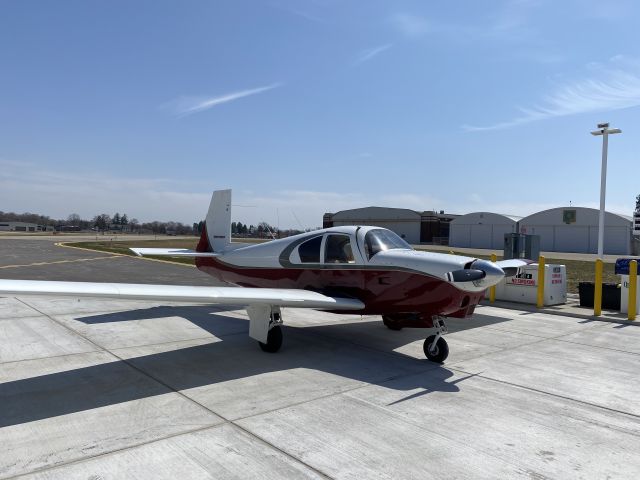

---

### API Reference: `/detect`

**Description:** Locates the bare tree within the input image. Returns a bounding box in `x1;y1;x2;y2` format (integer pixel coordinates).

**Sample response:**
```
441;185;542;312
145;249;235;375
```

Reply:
67;213;81;226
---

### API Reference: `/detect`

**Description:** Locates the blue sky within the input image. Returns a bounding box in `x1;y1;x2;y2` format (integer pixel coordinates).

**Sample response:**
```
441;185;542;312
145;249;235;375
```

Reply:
1;0;639;228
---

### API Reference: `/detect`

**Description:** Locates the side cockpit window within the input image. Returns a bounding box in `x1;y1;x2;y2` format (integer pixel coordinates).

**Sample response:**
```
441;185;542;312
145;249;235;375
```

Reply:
298;236;322;263
325;234;355;263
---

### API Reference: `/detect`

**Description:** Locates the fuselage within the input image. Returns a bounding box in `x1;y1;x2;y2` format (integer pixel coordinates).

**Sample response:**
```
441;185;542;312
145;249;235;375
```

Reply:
195;226;501;320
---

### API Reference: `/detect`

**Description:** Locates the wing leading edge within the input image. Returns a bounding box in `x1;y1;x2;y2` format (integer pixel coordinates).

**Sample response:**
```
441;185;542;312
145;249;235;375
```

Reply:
0;279;364;310
130;248;219;257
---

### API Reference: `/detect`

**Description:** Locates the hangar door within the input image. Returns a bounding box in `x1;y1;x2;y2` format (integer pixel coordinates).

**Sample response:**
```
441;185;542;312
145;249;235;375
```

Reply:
606;227;630;254
522;226;554;251
470;225;493;249
555;226;589;253
449;225;471;248
590;226;630;254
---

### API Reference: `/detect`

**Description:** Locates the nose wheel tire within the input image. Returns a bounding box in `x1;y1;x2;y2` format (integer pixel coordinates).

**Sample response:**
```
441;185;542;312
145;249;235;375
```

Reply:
423;335;449;363
259;325;283;353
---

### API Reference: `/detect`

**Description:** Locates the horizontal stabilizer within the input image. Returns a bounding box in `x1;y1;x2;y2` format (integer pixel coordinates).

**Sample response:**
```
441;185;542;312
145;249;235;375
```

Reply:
130;248;219;258
0;279;364;310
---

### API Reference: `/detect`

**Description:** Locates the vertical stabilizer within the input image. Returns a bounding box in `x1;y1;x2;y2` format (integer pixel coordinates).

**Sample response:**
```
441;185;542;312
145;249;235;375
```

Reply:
206;189;232;252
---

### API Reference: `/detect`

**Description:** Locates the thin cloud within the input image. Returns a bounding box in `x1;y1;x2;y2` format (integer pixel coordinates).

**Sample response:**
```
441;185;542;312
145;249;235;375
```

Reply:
268;1;326;24
464;61;640;131
164;83;282;117
354;44;393;65
390;13;429;37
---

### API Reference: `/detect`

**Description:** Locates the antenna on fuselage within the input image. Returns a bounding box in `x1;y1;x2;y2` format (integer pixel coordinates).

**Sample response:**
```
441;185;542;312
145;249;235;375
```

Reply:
265;224;277;240
291;209;306;231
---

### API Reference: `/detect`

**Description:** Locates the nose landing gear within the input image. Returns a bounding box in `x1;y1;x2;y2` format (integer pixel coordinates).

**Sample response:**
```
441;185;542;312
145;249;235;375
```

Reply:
381;313;450;363
423;317;449;363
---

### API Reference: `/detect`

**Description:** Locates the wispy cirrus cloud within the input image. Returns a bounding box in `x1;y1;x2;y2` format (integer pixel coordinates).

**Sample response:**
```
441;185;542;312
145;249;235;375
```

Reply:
390;13;429;37
464;57;640;131
353;43;392;65
163;83;282;117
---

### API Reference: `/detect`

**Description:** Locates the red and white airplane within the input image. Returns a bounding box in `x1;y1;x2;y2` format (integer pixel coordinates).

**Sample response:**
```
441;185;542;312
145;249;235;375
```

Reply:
0;190;526;363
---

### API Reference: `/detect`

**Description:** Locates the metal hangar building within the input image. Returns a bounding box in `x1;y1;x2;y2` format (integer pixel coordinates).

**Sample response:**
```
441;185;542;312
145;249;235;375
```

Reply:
449;212;521;250
519;207;632;255
0;222;48;232
323;205;633;254
323;207;458;245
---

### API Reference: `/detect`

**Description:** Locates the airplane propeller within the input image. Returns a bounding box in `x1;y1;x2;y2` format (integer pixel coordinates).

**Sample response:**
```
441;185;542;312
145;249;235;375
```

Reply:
446;269;486;283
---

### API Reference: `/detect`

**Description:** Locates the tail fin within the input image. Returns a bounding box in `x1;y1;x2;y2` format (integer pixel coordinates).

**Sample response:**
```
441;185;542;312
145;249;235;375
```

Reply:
197;189;232;253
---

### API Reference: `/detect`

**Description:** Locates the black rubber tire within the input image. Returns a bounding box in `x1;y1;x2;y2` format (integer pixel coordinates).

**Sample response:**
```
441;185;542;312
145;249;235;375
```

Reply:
259;325;283;353
382;315;403;331
423;335;449;363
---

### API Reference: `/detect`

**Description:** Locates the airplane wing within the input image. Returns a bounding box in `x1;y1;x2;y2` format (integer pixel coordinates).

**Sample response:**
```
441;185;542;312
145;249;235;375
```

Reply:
130;248;219;257
0;279;364;310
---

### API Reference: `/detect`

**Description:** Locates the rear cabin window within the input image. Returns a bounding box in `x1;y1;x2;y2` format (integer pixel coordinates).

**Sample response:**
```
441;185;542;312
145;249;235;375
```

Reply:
325;235;355;263
298;236;322;263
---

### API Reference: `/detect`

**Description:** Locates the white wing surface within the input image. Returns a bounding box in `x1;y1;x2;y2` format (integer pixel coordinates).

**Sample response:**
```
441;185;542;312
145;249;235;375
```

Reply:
495;259;531;276
495;259;531;269
130;248;219;257
0;279;364;310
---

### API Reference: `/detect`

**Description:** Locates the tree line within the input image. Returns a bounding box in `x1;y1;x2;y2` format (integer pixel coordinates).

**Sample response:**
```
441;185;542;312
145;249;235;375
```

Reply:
231;221;307;238
0;210;195;234
1;210;311;237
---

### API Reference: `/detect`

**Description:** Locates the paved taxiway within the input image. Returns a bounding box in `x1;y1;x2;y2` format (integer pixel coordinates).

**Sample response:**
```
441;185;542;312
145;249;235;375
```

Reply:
1;239;640;478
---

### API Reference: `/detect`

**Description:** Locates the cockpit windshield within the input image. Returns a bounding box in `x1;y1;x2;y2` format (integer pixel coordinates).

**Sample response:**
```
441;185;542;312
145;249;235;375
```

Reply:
364;229;412;259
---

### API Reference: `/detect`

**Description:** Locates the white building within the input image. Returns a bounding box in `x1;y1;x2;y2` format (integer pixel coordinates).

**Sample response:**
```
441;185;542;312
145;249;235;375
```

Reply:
449;212;520;249
519;207;632;255
327;207;421;243
323;207;458;244
0;222;47;232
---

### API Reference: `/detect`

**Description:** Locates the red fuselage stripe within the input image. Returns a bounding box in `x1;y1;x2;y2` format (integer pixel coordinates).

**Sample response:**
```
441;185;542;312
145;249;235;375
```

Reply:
195;257;484;318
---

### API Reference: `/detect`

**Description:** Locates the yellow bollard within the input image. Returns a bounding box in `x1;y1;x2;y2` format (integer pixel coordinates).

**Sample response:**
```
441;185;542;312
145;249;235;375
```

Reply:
594;259;603;316
536;255;545;308
629;260;637;321
489;253;497;303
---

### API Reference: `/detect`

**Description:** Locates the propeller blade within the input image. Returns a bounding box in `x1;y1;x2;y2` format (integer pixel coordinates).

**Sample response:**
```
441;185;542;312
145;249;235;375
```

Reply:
446;269;486;283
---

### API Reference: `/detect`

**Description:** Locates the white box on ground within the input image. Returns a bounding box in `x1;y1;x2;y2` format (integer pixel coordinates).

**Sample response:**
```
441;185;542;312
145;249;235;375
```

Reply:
619;275;640;313
487;264;567;306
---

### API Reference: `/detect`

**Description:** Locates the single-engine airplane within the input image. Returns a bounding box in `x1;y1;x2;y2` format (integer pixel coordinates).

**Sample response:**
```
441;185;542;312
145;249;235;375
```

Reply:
0;190;527;363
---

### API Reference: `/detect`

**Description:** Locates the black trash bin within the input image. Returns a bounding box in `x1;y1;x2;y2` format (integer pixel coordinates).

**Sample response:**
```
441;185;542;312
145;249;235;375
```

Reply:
578;282;620;310
602;283;621;310
578;282;594;307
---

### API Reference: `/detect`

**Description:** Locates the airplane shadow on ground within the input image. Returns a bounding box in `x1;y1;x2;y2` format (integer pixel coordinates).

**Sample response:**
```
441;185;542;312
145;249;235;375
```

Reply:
0;306;508;428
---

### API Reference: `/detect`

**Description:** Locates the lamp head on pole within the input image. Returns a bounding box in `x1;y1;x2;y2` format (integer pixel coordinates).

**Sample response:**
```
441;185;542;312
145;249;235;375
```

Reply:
591;122;622;136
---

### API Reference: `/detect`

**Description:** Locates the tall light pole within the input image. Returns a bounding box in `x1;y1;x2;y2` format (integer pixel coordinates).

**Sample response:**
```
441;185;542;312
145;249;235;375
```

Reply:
591;122;621;257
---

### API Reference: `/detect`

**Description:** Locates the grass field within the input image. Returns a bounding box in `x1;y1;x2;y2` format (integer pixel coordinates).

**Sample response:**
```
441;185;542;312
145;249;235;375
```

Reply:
67;239;619;293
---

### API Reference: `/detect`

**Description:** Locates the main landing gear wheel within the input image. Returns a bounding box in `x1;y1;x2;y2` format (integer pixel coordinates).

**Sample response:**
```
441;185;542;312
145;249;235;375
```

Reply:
259;325;283;353
423;335;449;363
382;315;403;331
